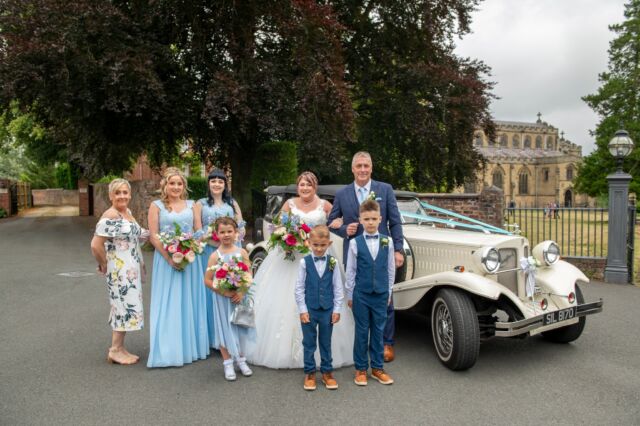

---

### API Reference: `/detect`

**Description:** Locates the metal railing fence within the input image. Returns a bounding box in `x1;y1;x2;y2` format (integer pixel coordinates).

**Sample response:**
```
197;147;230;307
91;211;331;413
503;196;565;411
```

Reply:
503;207;608;258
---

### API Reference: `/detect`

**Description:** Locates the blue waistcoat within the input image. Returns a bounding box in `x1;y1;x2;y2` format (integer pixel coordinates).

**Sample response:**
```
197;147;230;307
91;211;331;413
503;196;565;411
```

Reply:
304;255;335;310
355;234;389;295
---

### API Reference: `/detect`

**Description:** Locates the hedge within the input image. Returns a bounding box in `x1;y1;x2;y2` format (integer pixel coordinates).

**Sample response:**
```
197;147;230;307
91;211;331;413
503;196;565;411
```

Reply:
188;176;208;201
250;141;298;191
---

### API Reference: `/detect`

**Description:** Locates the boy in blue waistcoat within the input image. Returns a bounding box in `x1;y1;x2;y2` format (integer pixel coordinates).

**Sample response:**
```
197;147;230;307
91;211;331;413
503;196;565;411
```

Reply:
295;225;344;391
346;200;395;386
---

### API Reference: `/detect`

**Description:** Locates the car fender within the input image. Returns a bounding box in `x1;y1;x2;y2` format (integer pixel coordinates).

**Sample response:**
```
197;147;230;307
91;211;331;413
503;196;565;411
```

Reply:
534;260;589;294
248;241;269;260
393;271;522;311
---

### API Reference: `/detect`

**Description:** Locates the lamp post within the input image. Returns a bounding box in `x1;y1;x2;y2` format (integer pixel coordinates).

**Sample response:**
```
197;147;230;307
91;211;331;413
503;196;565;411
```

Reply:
604;128;634;284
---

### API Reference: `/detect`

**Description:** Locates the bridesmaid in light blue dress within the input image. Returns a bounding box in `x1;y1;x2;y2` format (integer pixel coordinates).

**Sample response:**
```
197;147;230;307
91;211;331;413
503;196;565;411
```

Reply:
194;169;245;348
147;167;209;367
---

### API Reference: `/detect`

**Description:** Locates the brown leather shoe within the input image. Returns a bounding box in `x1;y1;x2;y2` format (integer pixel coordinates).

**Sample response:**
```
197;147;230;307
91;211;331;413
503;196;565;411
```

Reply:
322;372;338;390
384;344;395;362
354;370;368;386
303;373;316;391
371;368;394;385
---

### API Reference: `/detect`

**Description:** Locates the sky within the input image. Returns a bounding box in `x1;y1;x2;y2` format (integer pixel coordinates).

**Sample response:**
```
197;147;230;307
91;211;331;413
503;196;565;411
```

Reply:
455;0;628;154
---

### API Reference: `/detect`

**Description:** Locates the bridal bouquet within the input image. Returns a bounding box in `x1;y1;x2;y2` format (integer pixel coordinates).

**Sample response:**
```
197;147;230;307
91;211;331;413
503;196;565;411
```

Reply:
267;212;311;261
208;254;253;293
158;222;206;271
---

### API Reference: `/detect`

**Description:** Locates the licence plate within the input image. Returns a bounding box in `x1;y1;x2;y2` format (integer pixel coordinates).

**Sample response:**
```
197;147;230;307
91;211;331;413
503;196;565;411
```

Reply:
543;306;577;326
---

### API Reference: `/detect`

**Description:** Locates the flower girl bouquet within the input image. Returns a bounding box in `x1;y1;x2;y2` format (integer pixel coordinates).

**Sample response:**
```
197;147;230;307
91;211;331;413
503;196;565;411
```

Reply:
208;254;253;293
158;223;206;271
204;219;247;246
267;212;311;261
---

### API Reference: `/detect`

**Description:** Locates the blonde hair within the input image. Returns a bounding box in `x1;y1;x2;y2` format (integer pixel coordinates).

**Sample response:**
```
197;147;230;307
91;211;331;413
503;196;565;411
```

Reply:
309;224;330;240
108;178;131;196
351;151;372;167
296;171;318;189
160;167;189;210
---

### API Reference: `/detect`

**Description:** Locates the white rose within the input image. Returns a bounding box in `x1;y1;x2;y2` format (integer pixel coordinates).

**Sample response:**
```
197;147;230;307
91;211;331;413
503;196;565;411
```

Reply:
185;250;196;263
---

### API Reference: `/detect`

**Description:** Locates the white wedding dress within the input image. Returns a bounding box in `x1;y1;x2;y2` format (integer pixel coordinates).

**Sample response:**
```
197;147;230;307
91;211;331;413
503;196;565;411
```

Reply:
245;199;355;369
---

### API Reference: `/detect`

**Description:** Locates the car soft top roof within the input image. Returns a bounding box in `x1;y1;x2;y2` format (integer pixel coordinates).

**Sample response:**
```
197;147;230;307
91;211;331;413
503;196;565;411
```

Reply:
265;184;418;199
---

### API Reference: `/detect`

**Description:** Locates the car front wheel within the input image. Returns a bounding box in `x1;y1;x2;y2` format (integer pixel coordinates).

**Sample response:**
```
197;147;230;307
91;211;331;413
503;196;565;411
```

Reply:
541;284;586;343
250;250;267;276
431;289;480;371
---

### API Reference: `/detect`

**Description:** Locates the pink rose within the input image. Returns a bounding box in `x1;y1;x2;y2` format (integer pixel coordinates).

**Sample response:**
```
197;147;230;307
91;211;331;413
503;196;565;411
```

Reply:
301;223;311;233
285;234;297;246
237;262;249;272
215;268;228;279
172;252;184;264
167;244;177;254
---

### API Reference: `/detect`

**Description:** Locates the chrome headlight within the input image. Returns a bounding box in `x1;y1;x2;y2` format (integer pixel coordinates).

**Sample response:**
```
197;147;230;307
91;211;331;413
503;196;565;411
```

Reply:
474;246;501;274
533;240;560;266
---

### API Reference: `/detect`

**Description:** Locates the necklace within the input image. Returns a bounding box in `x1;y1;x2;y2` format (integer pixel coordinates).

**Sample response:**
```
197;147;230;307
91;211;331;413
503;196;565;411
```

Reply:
299;196;316;207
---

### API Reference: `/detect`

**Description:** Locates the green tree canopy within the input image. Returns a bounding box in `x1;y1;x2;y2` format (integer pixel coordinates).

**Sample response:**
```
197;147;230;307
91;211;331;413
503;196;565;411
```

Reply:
576;0;640;197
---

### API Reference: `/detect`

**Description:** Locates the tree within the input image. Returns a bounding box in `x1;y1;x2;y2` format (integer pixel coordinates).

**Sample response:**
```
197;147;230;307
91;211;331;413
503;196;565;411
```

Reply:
329;0;495;191
576;0;640;197
0;0;354;210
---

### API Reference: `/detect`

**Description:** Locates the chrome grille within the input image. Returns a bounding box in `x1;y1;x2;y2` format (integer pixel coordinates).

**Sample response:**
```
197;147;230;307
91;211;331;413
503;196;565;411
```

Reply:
497;248;518;294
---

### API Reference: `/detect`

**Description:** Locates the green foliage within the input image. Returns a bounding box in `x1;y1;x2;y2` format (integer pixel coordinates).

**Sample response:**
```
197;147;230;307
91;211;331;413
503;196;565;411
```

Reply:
20;162;57;189
250;141;298;191
0;207;6;218
96;174;123;184
187;177;208;201
54;163;79;189
576;0;640;196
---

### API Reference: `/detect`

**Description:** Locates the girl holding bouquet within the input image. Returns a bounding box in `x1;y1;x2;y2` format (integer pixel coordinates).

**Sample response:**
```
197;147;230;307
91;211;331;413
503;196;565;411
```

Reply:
204;216;256;380
195;169;245;347
147;167;209;367
245;172;355;369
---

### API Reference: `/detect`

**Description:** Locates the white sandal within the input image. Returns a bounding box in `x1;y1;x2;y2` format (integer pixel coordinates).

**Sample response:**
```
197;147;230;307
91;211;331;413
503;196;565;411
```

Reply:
223;359;236;381
235;356;253;377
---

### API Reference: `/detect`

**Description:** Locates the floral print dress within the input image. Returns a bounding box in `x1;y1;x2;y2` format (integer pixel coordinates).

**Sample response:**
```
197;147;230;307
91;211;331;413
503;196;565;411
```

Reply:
95;216;145;331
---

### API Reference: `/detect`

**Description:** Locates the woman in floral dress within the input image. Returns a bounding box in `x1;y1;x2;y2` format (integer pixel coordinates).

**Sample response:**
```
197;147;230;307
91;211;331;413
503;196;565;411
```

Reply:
91;178;148;365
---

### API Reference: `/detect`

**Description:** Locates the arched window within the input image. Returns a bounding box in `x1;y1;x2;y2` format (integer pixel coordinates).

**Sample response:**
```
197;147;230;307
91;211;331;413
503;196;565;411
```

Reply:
474;133;483;146
535;135;542;149
499;134;508;147
546;136;554;150
524;136;531;148
566;166;574;181
512;135;520;148
519;171;529;194
492;170;503;190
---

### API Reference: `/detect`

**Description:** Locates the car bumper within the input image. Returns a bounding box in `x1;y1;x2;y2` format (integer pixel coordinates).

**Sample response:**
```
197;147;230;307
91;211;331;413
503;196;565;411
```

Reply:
494;299;603;337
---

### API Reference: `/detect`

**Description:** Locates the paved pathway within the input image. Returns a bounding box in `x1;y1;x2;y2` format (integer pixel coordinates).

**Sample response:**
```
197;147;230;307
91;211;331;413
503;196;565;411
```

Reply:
1;216;639;425
17;205;79;217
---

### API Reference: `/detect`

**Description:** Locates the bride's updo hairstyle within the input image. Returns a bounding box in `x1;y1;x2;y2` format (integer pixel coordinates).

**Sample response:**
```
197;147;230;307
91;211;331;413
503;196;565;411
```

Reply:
296;171;318;190
160;167;189;210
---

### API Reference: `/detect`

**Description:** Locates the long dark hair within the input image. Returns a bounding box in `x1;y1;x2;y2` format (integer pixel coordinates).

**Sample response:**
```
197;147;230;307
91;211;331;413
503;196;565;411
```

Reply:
207;169;234;208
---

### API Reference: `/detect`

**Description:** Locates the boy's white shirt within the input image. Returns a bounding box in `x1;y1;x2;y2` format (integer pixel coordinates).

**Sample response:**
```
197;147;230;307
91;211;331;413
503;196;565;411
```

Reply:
345;232;395;301
294;254;344;314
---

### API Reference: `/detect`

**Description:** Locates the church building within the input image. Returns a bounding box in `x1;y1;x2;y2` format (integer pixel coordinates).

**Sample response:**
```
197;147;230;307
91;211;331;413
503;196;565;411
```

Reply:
468;114;589;208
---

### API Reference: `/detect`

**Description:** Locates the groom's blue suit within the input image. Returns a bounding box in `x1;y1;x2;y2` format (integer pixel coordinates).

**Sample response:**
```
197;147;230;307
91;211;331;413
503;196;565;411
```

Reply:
327;180;404;346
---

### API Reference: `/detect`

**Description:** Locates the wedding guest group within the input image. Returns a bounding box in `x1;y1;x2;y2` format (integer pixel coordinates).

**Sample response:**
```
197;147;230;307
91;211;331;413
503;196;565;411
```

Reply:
91;155;403;386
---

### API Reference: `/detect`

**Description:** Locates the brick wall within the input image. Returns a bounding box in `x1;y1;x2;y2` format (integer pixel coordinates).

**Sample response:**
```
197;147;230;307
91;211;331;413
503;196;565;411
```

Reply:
418;186;504;228
78;178;90;216
32;189;79;206
93;180;160;228
0;179;12;216
563;256;606;281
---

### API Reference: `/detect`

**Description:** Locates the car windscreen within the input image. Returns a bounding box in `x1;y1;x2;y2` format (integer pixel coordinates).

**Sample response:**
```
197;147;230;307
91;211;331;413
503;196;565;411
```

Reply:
397;198;427;224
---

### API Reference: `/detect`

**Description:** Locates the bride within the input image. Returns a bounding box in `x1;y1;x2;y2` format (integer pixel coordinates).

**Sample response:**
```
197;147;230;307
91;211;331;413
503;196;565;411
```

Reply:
246;171;355;369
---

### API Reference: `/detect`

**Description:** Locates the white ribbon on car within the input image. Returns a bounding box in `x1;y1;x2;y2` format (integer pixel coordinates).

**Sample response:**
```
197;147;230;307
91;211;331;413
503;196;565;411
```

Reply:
519;257;537;299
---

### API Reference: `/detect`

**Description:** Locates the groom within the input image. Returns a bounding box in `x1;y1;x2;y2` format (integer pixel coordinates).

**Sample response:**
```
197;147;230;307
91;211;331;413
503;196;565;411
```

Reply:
328;151;404;362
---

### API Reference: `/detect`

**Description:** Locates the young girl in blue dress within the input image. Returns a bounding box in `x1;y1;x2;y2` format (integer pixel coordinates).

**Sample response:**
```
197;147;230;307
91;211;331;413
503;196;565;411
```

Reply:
204;217;256;380
194;169;245;348
147;167;209;367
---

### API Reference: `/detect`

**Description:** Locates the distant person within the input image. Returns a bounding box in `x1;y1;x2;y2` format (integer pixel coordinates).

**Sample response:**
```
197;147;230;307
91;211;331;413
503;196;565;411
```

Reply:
91;178;149;365
508;199;516;217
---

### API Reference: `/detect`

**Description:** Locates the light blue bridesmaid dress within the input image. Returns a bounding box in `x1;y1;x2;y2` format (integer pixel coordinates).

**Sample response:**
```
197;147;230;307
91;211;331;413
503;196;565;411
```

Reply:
199;199;236;347
147;200;209;367
211;248;256;358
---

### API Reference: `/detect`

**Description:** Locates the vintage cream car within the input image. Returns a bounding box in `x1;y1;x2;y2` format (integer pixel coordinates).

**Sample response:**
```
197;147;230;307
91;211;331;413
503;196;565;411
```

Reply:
248;185;603;371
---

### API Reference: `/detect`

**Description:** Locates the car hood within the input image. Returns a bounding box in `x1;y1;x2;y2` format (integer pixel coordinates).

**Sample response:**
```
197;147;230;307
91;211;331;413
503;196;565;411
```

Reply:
403;225;525;248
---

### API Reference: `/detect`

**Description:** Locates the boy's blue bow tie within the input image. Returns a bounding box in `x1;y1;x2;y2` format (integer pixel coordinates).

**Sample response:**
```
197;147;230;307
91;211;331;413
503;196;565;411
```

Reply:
314;256;326;262
365;235;378;239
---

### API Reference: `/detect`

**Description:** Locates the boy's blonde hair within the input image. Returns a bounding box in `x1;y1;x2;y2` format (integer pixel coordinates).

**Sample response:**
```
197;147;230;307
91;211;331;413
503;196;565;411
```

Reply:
309;224;330;239
359;199;380;214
